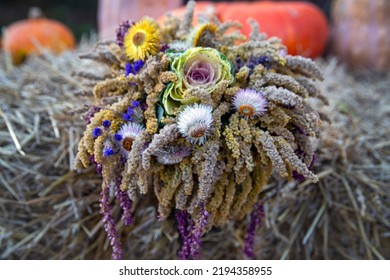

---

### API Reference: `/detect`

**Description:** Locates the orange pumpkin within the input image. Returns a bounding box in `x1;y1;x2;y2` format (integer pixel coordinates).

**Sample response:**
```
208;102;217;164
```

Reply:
3;7;76;64
218;1;328;58
331;0;390;71
158;1;329;58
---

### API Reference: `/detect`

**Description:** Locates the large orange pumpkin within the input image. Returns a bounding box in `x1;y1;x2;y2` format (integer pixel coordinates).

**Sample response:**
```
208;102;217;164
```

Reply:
331;0;390;71
158;1;329;58
3;7;76;64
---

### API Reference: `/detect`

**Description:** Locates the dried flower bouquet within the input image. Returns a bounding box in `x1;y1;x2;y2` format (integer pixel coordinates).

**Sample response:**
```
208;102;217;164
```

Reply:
74;1;326;259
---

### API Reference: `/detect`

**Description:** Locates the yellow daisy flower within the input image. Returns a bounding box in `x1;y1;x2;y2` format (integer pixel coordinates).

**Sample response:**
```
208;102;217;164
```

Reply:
124;18;160;61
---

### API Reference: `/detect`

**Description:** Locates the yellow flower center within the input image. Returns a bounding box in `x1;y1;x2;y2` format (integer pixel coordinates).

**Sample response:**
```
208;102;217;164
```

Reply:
239;105;255;117
132;31;146;47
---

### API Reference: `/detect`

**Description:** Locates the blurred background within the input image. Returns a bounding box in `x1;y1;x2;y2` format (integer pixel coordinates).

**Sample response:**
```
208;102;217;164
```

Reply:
0;0;97;40
0;0;331;41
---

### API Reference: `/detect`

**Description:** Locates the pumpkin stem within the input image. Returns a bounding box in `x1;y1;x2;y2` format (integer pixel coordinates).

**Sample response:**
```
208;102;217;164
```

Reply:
28;7;44;19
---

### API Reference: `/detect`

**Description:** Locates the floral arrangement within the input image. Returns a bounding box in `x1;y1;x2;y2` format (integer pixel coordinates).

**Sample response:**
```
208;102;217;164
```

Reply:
74;1;326;259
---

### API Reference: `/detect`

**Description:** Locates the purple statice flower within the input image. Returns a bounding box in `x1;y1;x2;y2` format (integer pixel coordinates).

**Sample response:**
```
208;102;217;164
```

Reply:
189;206;209;259
114;177;133;226
160;43;169;52
254;55;272;70
243;202;265;259
176;210;194;260
100;186;122;260
88;155;102;174
102;119;111;128
247;55;272;70
236;55;273;73
292;171;305;181
85;106;101;124
92;127;102;138
115;20;132;47
176;205;209;260
235;57;244;71
140;102;148;111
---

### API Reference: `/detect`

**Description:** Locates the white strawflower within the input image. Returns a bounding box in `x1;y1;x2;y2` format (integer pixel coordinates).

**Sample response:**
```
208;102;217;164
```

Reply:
115;122;145;158
177;103;213;145
233;88;268;118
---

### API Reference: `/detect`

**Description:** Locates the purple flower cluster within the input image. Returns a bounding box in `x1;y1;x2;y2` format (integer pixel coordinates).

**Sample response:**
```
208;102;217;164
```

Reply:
122;100;142;122
116;20;132;47
236;55;272;73
92;127;102;138
114;178;133;226
176;210;194;260
243;202;265;259
125;60;144;76
88;155;102;174
160;43;169;52
189;207;209;258
100;186;122;260
176;206;209;260
85;106;101;124
102;119;111;128
103;147;114;157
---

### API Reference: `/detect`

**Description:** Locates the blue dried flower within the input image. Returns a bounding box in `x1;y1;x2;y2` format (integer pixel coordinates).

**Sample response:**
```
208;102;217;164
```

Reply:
125;63;133;77
133;60;144;72
125;60;144;76
92;127;102;138
114;134;123;141
122;113;133;121
127;107;134;116
102;120;111;128
131;100;140;108
103;147;114;157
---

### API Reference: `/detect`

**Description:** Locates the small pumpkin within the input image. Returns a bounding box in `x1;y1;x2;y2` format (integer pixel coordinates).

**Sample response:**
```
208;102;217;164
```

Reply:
331;0;390;71
3;7;76;64
159;1;329;59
